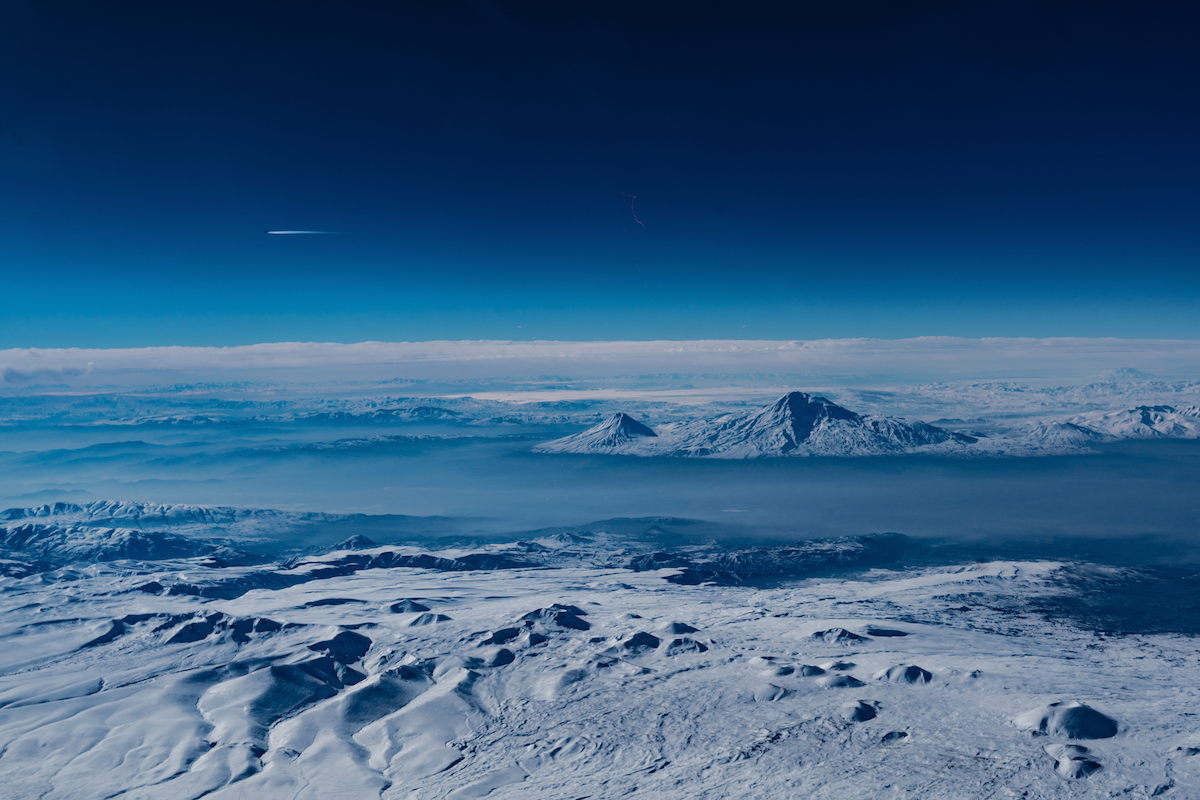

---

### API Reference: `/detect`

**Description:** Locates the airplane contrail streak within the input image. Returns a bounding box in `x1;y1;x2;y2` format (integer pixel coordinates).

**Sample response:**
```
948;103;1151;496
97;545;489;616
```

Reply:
264;230;340;235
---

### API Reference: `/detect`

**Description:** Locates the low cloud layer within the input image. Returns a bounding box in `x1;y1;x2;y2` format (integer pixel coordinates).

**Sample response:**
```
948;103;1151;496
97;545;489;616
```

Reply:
3;338;1200;389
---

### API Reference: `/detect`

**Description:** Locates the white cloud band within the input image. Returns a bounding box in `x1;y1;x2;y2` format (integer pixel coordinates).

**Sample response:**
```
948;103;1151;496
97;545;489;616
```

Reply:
3;338;1199;389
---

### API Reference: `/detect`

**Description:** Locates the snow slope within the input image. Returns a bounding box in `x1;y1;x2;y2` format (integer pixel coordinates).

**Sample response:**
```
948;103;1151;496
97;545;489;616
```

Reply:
1065;405;1200;440
1;541;1197;799
535;412;657;453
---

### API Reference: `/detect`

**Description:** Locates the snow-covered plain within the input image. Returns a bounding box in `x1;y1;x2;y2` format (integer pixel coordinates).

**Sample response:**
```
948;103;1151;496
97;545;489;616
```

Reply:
2;515;1199;799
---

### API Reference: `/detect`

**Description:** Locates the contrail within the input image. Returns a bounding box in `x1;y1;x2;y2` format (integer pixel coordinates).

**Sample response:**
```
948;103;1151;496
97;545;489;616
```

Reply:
264;230;340;235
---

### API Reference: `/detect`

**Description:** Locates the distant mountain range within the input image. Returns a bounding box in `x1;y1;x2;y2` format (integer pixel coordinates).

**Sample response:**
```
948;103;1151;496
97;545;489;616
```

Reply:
1063;405;1200;440
0;522;255;574
536;392;978;458
536;393;1200;458
0;497;920;592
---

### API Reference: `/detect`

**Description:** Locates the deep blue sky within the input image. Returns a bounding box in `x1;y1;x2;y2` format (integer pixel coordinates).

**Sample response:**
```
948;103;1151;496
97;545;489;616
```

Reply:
2;1;1198;346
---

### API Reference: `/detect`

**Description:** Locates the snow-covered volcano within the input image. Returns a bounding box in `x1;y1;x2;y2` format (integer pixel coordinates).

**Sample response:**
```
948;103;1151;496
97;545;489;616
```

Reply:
535;412;657;453
688;392;977;457
536;392;977;458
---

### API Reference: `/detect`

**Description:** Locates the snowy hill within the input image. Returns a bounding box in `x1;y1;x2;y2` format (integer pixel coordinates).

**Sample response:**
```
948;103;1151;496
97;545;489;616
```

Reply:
0;522;253;571
1006;421;1109;453
1064;405;1200;440
0;501;485;553
537;392;978;458
1;500;335;532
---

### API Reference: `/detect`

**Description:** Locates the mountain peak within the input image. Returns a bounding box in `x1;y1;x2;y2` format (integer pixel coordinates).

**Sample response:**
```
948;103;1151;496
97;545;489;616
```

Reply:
766;391;856;415
748;392;860;450
534;412;657;453
600;412;657;438
1098;367;1155;382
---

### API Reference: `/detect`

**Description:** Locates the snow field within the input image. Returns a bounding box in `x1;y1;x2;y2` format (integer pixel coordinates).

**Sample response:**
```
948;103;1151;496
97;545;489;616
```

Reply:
1;560;1198;798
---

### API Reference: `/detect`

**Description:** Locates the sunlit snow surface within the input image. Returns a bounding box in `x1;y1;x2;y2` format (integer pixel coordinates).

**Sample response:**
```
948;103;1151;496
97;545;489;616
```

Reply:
2;540;1198;799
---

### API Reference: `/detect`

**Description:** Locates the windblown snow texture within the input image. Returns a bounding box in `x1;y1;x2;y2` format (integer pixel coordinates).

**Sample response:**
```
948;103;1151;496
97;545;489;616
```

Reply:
0;505;1196;799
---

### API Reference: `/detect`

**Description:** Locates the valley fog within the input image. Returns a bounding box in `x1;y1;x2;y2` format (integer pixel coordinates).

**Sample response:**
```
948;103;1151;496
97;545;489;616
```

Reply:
4;424;1199;564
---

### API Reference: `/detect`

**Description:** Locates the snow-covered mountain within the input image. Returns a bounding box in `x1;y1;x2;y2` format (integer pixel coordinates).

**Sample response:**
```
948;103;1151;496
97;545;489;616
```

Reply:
535;412;657;453
0;522;254;573
1;500;329;532
1004;421;1109;453
537;392;978;458
0;500;484;552
0;500;919;586
534;394;1200;459
1064;405;1200;440
1097;367;1157;383
982;405;1200;455
678;392;979;457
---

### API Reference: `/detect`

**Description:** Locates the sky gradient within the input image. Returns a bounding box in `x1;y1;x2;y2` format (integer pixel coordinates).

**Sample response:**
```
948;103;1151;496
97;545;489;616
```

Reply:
2;1;1198;346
